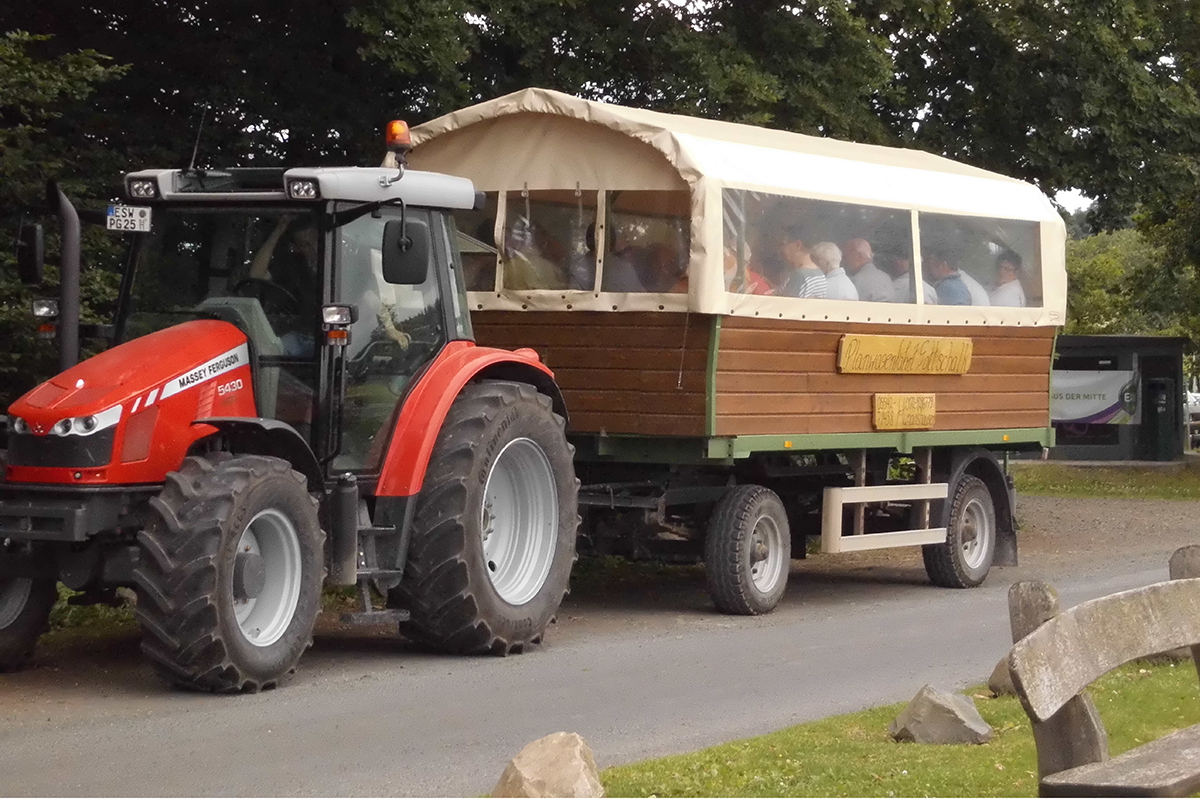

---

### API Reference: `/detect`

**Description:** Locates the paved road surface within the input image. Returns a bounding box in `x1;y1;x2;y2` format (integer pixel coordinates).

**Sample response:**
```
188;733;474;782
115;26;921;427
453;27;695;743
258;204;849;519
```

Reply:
1;495;1196;796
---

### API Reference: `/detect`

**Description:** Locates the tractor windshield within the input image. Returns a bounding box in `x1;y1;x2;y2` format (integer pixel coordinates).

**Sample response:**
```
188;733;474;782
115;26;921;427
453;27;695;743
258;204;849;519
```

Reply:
120;206;323;437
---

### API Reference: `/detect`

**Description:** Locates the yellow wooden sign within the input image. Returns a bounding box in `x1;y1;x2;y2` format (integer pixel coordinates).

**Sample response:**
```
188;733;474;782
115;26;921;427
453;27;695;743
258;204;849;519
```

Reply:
838;334;973;375
874;394;937;430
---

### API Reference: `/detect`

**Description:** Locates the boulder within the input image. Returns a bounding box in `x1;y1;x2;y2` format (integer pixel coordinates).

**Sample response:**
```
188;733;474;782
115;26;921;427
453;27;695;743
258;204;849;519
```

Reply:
988;656;1015;697
888;685;993;745
492;732;605;798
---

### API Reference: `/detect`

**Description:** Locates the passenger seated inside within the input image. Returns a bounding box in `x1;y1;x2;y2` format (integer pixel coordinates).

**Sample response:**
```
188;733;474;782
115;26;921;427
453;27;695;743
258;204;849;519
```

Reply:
723;237;754;293
243;215;318;356
882;251;937;304
956;263;991;306
600;221;647;292
923;245;973;306
841;238;892;302
989;250;1027;307
811;241;857;301
778;225;827;299
503;217;568;290
641;241;687;293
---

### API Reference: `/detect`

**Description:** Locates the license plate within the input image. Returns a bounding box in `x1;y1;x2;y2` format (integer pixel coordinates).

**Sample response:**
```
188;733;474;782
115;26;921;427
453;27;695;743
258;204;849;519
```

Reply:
106;205;152;232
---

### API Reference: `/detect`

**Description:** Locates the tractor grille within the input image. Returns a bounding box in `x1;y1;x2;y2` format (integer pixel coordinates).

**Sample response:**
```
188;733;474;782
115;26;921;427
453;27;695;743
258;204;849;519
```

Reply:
6;430;115;468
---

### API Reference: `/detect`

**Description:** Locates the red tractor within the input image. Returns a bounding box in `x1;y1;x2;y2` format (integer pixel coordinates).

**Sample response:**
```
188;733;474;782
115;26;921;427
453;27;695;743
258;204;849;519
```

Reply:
0;124;578;691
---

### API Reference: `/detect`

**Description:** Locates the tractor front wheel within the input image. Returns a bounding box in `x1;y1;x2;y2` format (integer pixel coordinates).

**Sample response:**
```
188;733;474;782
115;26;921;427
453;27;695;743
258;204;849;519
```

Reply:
0;575;55;671
391;380;578;655
134;454;324;692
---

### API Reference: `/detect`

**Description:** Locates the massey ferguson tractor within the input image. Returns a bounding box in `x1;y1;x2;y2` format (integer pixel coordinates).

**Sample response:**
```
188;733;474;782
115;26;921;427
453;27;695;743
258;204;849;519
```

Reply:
0;122;578;692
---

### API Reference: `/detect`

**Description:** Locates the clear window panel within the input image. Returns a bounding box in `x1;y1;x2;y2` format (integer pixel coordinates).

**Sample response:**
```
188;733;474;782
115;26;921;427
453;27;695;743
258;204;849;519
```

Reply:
502;190;597;291
453;192;499;292
722;189;916;303
603;191;690;293
918;213;1042;307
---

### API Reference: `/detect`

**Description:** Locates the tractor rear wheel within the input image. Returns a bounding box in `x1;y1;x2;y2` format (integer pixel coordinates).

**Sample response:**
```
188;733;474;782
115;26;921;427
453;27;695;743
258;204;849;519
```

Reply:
0;575;55;671
391;380;578;655
134;454;324;692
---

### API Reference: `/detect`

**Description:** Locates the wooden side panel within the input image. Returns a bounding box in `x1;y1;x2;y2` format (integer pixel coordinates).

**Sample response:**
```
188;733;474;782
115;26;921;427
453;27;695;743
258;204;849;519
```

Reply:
472;311;709;436
715;318;1054;437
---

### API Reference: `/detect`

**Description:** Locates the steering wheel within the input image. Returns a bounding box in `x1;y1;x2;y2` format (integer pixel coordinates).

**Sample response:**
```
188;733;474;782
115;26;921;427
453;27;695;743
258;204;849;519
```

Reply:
232;277;300;312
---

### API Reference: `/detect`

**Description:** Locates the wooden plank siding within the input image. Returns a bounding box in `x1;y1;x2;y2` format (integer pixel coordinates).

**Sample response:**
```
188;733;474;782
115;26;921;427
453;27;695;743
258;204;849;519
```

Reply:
471;311;1055;440
472;312;710;436
715;318;1054;437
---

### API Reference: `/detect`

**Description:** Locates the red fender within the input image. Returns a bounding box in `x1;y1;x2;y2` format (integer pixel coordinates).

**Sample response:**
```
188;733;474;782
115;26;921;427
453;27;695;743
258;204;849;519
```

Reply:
375;340;558;497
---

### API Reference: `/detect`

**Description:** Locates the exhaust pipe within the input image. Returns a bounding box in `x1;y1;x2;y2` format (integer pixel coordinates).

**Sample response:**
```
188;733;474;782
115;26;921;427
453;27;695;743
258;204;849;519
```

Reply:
50;181;81;372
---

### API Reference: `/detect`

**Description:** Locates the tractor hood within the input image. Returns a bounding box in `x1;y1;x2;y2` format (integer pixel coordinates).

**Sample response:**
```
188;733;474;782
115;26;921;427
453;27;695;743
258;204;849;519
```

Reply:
6;320;258;485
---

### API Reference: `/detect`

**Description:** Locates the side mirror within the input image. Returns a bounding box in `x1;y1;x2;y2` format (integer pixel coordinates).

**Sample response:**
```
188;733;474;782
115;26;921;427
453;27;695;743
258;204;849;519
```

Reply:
382;218;430;285
16;224;45;284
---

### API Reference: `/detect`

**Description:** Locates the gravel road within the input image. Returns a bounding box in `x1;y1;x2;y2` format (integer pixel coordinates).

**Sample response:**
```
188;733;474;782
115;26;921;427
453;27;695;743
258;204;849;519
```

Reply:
0;494;1196;796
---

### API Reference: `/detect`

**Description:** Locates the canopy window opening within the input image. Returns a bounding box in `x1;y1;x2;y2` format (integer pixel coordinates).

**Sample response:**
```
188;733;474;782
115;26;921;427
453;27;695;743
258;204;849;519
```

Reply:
454;192;500;292
723;190;917;305
603;191;690;294
918;213;1042;308
502;189;598;291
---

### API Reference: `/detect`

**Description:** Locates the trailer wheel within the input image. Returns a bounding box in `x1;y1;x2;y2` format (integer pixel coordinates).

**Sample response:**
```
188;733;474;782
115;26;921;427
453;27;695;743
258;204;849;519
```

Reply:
0;577;55;671
923;474;996;588
134;455;324;692
705;485;791;615
391;381;577;656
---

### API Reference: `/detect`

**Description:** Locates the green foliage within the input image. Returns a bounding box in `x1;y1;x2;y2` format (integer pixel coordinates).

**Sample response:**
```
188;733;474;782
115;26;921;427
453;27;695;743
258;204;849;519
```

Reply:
602;660;1200;797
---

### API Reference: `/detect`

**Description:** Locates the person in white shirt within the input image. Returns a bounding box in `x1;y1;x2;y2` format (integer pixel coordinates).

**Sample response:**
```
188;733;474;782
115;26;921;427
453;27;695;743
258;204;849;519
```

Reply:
842;238;892;302
989;250;1027;307
883;253;937;304
810;241;858;300
957;267;991;306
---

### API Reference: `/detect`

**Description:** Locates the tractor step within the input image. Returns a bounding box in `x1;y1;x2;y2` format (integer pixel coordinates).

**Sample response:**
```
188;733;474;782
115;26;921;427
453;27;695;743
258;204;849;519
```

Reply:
339;608;410;625
357;569;404;580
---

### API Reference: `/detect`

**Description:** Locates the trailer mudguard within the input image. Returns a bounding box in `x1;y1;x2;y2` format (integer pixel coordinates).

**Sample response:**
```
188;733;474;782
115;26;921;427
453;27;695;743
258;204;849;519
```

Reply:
375;340;563;498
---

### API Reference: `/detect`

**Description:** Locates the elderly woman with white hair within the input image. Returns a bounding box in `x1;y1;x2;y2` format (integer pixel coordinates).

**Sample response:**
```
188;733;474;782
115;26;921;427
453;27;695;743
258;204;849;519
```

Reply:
811;241;859;301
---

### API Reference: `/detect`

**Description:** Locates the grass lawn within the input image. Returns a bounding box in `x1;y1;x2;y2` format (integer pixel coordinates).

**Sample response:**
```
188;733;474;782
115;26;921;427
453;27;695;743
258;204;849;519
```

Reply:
1012;461;1200;500
601;658;1200;797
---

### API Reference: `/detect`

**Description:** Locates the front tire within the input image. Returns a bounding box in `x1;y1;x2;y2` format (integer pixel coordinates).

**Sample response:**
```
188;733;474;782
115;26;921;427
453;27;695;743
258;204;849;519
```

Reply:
705;485;791;615
391;381;578;655
923;473;996;588
0;576;55;671
134;455;324;692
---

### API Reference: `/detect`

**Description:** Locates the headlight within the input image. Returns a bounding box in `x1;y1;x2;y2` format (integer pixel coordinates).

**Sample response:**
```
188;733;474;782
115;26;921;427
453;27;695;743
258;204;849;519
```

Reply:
78;415;98;433
53;418;73;435
10;416;29;435
287;179;319;200
127;179;159;199
32;299;59;318
46;405;123;437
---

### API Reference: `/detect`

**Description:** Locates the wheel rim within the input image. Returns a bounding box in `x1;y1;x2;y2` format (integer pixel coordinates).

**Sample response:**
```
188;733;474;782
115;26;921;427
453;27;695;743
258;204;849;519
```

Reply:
480;437;559;606
959;496;994;571
232;509;302;647
749;514;786;593
0;578;34;630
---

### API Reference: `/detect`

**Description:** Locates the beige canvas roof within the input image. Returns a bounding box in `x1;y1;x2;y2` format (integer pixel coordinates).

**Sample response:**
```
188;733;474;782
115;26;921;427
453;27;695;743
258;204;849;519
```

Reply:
410;88;1066;327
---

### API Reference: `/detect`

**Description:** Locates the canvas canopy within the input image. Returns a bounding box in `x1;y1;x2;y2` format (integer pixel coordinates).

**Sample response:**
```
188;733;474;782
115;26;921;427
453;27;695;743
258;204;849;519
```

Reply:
410;87;1066;327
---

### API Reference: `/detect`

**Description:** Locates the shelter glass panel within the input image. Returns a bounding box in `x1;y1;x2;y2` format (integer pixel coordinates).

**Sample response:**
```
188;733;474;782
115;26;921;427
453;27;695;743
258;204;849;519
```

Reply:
502;190;598;291
918;213;1042;308
602;191;690;293
722;190;916;304
453;191;499;292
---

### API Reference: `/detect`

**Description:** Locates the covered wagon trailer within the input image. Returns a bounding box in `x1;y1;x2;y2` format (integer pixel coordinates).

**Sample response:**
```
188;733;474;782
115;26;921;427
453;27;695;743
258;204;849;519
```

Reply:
410;88;1065;614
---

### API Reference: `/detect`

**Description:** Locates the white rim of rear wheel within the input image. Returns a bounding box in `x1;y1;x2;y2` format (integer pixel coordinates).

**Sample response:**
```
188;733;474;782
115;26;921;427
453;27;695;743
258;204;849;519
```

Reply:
749;513;787;594
233;509;302;647
960;495;994;571
0;578;34;630
481;437;559;606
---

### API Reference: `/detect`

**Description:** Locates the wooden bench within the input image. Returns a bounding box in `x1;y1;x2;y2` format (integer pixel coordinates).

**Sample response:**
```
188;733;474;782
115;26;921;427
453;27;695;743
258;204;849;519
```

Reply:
1005;545;1200;797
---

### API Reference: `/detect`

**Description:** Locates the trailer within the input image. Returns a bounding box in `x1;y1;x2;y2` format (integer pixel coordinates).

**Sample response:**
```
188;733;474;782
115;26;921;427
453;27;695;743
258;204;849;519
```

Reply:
409;88;1065;613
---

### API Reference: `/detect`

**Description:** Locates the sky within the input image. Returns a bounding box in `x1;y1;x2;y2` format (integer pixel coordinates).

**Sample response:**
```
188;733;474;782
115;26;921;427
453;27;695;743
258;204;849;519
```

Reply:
1055;188;1092;213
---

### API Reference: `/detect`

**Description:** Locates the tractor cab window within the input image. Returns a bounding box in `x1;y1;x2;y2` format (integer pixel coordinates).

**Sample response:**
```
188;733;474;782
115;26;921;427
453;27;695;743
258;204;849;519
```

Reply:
122;207;322;436
334;207;447;473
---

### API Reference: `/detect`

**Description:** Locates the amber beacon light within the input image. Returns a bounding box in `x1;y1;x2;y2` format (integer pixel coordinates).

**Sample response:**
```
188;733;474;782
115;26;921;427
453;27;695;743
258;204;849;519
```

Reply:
386;120;412;153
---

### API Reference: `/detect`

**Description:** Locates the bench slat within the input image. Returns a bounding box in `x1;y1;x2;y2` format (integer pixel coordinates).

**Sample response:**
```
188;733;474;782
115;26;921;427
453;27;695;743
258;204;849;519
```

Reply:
1009;578;1200;722
1040;723;1200;797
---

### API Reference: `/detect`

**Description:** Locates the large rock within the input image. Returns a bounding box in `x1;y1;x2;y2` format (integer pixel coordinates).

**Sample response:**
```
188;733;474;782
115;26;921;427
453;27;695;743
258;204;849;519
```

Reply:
492;732;605;798
989;655;1015;697
888;685;993;745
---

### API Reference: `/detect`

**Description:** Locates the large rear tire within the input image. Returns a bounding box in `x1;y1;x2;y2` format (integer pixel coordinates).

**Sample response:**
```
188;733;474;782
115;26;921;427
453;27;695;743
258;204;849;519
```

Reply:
705;485;791;615
134;455;324;692
391;381;578;655
0;575;55;671
923;473;996;588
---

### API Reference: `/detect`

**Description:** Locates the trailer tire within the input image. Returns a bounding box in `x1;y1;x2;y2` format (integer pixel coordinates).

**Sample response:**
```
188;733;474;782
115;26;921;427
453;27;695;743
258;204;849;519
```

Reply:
705;485;791;615
923;474;996;588
0;577;55;671
134;454;324;692
391;381;577;656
